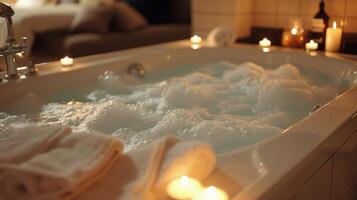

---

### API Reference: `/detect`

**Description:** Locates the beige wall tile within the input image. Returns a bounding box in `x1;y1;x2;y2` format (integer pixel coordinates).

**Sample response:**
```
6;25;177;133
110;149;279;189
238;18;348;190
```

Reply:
343;17;357;33
191;28;211;38
253;0;278;13
192;0;214;13
236;14;252;37
192;13;216;29
300;0;321;15
277;14;301;29
216;0;237;14
278;0;300;14
253;13;277;27
193;0;357;34
346;0;357;17
324;0;346;17
236;0;253;14
216;15;237;29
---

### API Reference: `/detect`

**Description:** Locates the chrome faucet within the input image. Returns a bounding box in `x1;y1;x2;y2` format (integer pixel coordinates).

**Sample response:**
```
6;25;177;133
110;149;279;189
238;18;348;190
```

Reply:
0;2;37;82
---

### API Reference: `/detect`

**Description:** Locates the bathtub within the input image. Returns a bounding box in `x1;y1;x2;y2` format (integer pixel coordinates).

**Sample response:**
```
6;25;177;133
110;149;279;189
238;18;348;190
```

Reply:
0;40;356;200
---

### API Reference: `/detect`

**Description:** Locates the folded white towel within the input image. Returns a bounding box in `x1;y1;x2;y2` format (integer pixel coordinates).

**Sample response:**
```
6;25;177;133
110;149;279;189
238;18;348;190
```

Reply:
76;136;216;200
207;27;236;47
0;126;123;200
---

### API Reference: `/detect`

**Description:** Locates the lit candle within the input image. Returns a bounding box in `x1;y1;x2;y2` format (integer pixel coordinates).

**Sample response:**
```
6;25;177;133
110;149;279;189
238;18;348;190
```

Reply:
326;21;342;52
305;40;318;51
193;186;229;200
191;35;202;45
60;56;74;66
259;38;271;47
166;176;202;200
291;27;298;35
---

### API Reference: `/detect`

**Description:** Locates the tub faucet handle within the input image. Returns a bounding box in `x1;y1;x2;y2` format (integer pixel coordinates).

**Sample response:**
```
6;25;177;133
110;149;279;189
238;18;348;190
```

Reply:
0;2;14;18
27;61;38;76
0;71;6;82
21;37;28;48
0;3;36;81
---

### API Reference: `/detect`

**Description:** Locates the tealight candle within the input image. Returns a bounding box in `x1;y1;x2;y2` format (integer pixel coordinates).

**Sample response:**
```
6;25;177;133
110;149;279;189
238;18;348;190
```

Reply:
193;186;229;200
190;35;202;45
60;56;74;66
166;176;202;200
259;38;271;47
291;27;298;35
326;21;342;52
305;40;318;51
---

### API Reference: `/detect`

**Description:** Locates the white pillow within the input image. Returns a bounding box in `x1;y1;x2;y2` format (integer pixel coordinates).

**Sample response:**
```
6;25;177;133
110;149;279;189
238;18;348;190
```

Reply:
15;0;57;8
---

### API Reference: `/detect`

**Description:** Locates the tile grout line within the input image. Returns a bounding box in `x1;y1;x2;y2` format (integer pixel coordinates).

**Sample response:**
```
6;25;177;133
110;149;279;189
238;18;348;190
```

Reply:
343;0;347;32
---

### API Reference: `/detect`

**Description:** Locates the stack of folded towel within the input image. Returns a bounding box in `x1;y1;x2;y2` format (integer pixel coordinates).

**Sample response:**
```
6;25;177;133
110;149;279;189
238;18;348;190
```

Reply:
0;126;123;200
0;126;216;200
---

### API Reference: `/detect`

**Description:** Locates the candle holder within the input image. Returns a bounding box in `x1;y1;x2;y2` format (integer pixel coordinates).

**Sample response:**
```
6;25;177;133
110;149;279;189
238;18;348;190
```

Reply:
282;19;306;48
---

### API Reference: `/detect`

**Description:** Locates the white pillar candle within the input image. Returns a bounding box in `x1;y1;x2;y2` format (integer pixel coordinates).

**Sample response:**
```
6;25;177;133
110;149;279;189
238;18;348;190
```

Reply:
326;21;342;52
166;176;202;200
193;186;229;200
259;38;271;47
305;40;318;50
60;56;74;66
190;35;202;45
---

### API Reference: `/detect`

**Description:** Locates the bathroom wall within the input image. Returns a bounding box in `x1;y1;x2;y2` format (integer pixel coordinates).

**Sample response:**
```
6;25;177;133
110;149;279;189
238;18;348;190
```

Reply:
192;0;253;38
192;0;357;38
253;0;357;33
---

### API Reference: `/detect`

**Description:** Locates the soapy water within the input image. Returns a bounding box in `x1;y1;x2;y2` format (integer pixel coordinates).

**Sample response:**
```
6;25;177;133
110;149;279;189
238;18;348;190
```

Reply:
0;61;346;153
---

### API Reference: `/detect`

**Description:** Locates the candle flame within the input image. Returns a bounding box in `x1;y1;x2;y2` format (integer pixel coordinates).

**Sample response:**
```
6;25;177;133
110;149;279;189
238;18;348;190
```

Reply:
333;21;337;29
207;186;217;193
181;176;189;184
191;35;202;43
291;27;298;35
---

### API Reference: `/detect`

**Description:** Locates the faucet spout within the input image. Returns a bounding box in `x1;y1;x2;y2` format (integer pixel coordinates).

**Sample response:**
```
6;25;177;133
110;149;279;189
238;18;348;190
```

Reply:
0;2;37;81
0;2;15;44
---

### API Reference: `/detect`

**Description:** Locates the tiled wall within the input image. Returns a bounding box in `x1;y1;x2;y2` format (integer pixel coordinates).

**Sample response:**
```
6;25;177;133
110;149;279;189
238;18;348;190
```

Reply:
253;0;357;33
192;0;253;38
192;0;357;39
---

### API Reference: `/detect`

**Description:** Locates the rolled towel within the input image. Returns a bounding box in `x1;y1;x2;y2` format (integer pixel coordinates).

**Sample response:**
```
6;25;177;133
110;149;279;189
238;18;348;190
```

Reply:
131;136;216;200
0;126;123;200
74;136;216;200
207;27;236;47
0;126;71;164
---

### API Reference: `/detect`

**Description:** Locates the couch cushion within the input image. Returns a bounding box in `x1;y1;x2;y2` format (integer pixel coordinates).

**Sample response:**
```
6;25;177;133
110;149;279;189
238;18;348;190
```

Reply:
71;5;114;33
64;24;190;57
123;0;171;24
112;2;148;32
171;0;191;23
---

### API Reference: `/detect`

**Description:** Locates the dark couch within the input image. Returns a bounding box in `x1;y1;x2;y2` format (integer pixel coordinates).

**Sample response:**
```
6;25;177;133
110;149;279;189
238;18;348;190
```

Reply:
31;0;191;63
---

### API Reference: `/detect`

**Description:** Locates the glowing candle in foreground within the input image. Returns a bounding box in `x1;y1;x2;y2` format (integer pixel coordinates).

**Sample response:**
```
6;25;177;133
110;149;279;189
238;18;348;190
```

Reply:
259;38;271;47
60;56;74;66
166;176;202;200
193;186;229;200
305;40;318;50
191;35;203;45
326;21;342;52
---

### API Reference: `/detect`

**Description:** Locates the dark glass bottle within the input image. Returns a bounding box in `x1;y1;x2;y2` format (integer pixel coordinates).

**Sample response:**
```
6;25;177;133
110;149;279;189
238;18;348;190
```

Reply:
308;0;330;50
